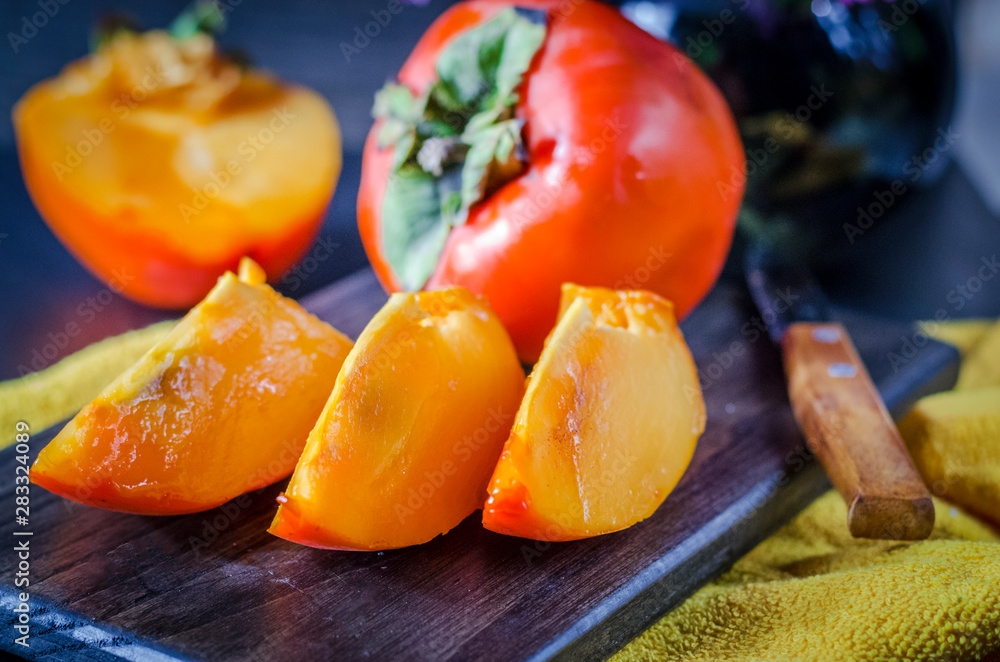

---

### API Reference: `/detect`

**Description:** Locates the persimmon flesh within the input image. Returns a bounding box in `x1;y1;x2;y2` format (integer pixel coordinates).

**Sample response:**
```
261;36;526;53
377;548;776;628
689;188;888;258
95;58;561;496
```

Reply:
269;288;524;551
482;284;706;541
30;258;353;515
13;31;341;308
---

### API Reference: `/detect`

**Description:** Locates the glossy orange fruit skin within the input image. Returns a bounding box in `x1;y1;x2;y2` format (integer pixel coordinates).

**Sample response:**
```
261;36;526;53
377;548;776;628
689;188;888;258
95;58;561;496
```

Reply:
269;288;525;551
13;32;341;308
30;259;353;515
358;0;745;362
482;284;706;541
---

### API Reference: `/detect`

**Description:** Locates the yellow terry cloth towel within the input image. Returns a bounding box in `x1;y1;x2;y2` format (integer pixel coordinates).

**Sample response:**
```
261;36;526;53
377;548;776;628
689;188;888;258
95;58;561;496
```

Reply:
3;316;999;661
901;386;1000;528
615;317;1000;662
613;493;1000;662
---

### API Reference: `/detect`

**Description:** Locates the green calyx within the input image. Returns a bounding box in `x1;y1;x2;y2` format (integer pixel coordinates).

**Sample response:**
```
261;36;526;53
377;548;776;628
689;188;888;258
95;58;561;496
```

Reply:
90;1;229;52
373;7;547;291
168;0;229;40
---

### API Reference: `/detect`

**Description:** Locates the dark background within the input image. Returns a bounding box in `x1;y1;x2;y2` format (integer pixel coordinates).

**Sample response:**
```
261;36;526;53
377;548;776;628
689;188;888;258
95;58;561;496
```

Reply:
1;0;998;381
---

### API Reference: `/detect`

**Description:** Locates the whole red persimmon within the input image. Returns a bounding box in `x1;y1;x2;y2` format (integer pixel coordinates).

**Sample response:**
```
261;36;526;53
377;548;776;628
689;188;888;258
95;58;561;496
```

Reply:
358;0;745;361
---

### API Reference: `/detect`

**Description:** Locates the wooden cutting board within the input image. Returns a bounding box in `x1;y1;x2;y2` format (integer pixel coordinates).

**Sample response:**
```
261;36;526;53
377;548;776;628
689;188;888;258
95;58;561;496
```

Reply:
0;269;958;662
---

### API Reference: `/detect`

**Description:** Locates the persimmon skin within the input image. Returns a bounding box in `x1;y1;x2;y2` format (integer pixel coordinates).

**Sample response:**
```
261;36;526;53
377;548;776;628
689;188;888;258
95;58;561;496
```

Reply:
482;284;706;541
269;288;524;551
358;0;745;362
30;258;354;515
13;31;341;308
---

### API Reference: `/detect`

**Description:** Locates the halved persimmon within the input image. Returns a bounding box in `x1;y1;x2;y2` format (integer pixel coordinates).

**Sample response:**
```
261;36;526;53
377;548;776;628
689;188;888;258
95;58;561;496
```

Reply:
482;284;706;541
30;258;353;515
14;29;342;308
269;288;524;551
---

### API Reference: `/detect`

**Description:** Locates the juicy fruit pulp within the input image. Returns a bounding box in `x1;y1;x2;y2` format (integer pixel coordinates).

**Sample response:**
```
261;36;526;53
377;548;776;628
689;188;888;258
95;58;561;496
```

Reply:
269;288;524;551
13;30;342;307
30;258;353;515
483;284;706;541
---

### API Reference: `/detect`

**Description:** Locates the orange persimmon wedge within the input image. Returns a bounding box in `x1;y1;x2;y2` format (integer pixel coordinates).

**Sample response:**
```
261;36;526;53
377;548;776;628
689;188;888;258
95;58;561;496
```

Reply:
482;284;706;541
30;257;353;515
269;288;524;551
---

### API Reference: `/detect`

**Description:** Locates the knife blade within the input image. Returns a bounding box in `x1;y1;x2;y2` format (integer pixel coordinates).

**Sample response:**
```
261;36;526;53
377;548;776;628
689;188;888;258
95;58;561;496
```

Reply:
744;240;935;540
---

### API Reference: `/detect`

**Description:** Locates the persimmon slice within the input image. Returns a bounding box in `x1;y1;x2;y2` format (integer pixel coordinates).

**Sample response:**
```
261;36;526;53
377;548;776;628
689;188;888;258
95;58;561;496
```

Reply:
268;288;524;551
30;258;353;515
482;283;706;541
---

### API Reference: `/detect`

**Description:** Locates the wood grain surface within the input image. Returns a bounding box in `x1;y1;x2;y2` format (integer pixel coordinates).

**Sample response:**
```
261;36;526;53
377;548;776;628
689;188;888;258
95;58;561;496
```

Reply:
782;322;934;540
0;269;958;662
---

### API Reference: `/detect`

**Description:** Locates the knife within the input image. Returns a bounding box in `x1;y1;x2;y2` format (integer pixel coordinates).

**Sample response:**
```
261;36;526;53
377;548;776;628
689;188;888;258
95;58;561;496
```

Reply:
744;240;935;540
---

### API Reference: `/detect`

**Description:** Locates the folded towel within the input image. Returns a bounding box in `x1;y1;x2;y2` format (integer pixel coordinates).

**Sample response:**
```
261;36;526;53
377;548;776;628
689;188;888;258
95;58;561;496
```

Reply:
901;386;1000;528
612;491;1000;662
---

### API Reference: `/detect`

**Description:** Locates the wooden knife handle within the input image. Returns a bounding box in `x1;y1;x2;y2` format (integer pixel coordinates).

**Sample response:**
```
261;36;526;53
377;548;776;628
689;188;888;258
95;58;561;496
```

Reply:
782;322;934;540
